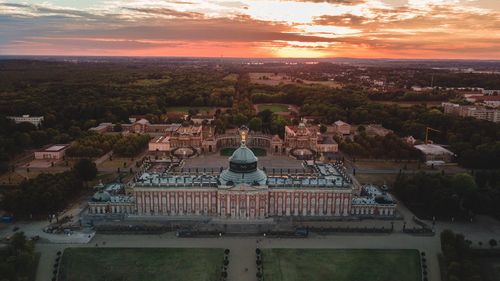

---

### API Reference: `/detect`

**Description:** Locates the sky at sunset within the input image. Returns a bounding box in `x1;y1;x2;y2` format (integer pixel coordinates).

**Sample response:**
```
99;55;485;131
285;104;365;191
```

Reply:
0;0;499;59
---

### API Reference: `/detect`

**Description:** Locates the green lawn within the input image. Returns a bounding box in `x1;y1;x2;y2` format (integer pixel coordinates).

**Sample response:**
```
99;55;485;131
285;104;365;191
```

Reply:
256;104;290;113
263;249;421;281
220;147;267;156
59;248;223;281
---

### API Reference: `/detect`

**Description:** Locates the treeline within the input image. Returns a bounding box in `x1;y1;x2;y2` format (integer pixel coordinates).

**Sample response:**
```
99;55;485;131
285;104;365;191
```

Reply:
340;133;420;159
300;92;499;169
368;90;458;102
0;232;38;281
66;133;149;158
0;116;76;173
415;72;500;89
247;82;498;167
66;133;121;158
440;230;483;281
113;134;150;157
213;73;288;138
394;171;500;219
1;171;84;216
0;61;236;169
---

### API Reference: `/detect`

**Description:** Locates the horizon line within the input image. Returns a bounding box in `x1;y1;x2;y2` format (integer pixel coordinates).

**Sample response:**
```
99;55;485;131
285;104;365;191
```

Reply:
1;54;500;62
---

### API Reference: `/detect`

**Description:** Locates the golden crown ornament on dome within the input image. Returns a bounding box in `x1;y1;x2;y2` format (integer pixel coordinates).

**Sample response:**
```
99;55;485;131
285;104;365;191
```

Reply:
238;125;249;145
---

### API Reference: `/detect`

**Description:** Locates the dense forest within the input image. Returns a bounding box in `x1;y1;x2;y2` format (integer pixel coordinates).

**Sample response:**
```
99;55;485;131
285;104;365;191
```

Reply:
394;170;500;219
440;230;484;281
1;159;97;217
0;60;499;171
0;60;236;170
66;133;150;158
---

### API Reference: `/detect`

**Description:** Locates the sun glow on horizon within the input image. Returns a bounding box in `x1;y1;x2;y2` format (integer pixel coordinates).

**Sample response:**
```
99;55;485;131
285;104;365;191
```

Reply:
0;0;498;59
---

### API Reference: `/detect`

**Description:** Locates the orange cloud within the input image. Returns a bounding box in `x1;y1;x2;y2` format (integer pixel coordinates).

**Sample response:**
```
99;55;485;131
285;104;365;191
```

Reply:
0;1;498;59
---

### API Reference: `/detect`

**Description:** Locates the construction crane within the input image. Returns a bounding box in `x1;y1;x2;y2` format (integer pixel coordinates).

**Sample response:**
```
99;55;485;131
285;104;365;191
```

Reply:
425;127;441;144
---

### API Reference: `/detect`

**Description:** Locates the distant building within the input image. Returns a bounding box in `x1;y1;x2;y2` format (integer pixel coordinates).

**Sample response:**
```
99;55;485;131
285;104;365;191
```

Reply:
301;116;322;124
7;115;44;127
285;123;338;158
34;144;70;160
333;120;351;135
414;144;455;163
411;86;432;92
442;102;500;123
148;136;171;152
467;107;500;122
89;122;113;134
190;114;215;125
470;96;500;108
285;123;317;153
357;124;394;137
482;89;500;96
89;119;182;136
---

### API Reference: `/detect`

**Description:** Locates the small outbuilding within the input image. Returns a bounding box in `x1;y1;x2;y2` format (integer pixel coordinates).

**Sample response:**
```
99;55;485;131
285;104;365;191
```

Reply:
34;144;70;160
414;144;455;163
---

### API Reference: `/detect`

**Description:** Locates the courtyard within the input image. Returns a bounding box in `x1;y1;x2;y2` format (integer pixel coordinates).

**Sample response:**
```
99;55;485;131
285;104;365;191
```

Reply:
183;153;304;170
262;249;422;281
58;248;223;281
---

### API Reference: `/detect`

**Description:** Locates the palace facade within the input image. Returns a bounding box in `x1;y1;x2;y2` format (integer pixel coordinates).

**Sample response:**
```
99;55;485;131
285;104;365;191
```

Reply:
89;130;395;219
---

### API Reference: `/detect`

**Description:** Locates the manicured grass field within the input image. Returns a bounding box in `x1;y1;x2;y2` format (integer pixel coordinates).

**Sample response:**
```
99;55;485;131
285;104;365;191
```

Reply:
220;147;267;156
263;249;421;281
256;104;290;113
59;248;223;281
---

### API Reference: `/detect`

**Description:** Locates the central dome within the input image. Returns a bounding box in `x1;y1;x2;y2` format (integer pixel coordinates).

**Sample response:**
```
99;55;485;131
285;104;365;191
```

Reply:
229;144;258;173
219;127;267;186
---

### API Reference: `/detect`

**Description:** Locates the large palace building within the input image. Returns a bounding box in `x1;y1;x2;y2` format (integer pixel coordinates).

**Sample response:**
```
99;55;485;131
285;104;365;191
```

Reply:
89;129;396;219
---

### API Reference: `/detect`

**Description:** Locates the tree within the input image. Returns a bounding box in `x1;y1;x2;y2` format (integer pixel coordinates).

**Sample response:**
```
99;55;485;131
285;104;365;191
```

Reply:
248;117;263;132
233;113;248;127
73;159;97;182
489;239;497;248
452;173;477;194
10;232;28;253
319;124;327;134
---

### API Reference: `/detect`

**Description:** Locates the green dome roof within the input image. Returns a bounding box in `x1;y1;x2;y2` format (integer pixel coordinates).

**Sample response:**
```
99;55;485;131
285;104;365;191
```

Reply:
220;143;266;186
229;145;258;164
92;190;111;202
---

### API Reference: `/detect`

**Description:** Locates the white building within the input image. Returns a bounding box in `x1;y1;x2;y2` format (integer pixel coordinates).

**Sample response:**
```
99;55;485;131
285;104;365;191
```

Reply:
7;115;44;127
34;144;70;160
414;144;455;163
442;102;500;123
